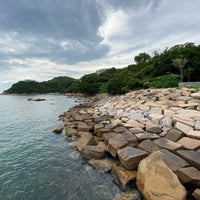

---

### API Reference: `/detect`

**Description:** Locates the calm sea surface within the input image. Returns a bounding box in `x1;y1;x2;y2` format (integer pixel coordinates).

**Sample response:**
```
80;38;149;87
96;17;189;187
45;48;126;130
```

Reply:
0;94;124;200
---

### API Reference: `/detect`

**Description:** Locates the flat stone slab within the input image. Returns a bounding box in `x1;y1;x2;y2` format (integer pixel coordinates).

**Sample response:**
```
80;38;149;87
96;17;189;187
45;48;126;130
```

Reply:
173;115;195;127
177;150;200;170
174;122;193;135
122;131;138;147
117;146;148;170
137;139;161;154
145;121;162;134
135;132;160;142
102;132;117;143
94;123;104;132
153;138;183;152
113;126;128;133
177;137;200;150
107;134;128;157
159;149;189;172
187;130;200;139
77;122;91;132
81;145;105;159
125;119;145;129
176;167;200;187
164;128;184;142
96;128;111;137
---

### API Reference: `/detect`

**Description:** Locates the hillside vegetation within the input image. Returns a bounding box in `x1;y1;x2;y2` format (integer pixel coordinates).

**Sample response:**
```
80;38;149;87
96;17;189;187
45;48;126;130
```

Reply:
4;43;200;95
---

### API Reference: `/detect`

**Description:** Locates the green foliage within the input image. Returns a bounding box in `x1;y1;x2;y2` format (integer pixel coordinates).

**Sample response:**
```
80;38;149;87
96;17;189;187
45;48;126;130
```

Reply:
5;43;200;95
5;77;76;94
142;74;179;88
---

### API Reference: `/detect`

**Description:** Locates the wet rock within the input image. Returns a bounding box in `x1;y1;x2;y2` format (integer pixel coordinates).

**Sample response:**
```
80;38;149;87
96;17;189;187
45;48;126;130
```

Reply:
177;166;200;187
117;146;148;170
177;150;200;170
81;145;105;159
34;98;46;101
111;165;137;188
53;126;64;134
68;151;80;159
88;159;116;172
113;191;142;200
76;133;97;151
107;134;128;157
65;127;77;137
137;151;187;200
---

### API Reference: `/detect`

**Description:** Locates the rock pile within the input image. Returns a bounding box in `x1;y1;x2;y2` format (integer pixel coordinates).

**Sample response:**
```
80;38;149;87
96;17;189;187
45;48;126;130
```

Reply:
57;88;200;200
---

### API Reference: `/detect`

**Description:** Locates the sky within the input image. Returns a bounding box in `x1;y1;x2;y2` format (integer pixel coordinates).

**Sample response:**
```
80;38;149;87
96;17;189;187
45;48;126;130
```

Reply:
0;0;200;92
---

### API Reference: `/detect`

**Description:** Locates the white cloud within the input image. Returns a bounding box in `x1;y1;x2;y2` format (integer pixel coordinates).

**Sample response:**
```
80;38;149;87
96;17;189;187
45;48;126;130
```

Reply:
0;0;200;92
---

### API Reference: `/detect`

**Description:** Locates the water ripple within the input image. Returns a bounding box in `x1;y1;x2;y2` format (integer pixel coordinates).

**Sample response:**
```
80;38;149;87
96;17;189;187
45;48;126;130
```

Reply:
0;95;122;200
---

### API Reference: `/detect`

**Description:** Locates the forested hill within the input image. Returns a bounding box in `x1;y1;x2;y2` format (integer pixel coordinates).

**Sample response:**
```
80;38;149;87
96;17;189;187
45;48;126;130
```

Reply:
4;43;200;95
4;76;76;94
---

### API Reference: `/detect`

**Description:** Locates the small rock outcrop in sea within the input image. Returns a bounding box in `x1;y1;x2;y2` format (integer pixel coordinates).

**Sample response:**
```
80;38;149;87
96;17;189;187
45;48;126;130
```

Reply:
53;126;64;134
27;98;46;101
57;88;200;199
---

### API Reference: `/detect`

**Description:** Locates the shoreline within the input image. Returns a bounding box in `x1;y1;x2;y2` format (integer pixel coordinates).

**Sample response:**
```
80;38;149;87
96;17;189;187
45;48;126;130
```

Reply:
56;88;200;200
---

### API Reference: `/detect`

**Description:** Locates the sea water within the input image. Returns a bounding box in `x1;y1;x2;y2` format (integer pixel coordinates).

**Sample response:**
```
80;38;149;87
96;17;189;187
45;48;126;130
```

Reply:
0;94;124;200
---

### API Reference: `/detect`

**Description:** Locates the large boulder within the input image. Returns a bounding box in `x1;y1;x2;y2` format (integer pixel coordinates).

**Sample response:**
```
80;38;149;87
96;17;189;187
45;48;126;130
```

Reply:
137;151;187;200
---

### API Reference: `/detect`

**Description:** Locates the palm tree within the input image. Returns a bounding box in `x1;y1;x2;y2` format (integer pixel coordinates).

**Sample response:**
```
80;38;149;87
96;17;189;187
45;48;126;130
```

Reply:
172;58;188;82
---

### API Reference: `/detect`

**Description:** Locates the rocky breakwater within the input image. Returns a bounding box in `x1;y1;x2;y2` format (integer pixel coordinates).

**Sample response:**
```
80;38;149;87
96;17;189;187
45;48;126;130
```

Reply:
57;88;200;200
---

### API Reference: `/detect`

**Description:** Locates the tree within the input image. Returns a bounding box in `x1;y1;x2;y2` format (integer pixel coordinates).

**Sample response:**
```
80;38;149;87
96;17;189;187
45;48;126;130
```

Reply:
134;53;151;65
172;58;188;82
